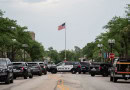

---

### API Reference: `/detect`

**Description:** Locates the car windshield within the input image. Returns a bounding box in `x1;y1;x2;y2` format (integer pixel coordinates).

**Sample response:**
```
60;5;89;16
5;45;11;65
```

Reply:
0;60;7;66
80;62;90;66
13;63;23;65
39;63;44;66
56;62;63;66
28;63;38;66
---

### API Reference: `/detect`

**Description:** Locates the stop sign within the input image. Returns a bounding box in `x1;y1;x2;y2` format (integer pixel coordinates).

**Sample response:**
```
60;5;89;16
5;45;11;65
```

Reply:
109;53;115;59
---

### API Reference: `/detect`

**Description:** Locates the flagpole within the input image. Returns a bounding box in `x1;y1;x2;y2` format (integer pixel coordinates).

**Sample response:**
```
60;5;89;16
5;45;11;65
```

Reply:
65;23;67;61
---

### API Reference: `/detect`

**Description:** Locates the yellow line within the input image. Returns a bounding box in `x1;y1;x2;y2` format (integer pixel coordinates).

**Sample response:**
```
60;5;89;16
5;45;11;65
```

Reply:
48;74;69;90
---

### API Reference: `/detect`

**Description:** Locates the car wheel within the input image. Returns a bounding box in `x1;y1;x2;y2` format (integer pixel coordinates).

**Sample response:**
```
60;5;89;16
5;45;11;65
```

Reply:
24;75;28;79
78;71;81;74
38;72;42;76
5;77;10;84
102;73;108;77
110;76;113;82
44;71;47;75
10;78;14;83
71;69;76;74
13;76;16;79
113;77;117;82
91;74;95;77
83;72;86;74
51;69;57;74
29;74;33;78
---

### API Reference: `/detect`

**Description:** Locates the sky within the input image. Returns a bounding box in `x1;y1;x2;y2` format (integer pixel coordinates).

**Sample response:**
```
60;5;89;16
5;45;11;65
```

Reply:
0;0;129;51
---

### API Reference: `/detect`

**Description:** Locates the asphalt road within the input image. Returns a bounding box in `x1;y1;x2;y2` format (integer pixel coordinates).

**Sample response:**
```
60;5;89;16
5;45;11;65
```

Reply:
0;73;130;90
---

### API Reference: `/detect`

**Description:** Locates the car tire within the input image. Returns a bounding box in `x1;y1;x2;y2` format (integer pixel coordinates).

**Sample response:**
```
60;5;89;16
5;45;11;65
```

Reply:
71;69;76;74
51;69;57;74
29;74;33;78
10;78;14;83
38;71;42;76
44;71;47;75
102;73;108;77
110;76;113;82
91;74;95;77
113;77;117;82
83;72;86;74
13;76;16;79
5;77;10;84
24;75;28;79
78;71;81;74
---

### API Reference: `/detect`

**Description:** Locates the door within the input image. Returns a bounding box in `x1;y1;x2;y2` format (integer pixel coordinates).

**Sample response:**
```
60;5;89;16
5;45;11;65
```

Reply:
57;63;65;71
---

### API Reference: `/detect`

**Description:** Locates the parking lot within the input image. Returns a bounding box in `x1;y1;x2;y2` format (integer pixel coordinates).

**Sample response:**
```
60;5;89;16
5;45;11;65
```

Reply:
1;73;130;90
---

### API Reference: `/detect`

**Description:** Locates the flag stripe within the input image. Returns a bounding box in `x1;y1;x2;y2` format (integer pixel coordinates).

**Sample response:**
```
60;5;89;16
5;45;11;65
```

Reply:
58;23;65;30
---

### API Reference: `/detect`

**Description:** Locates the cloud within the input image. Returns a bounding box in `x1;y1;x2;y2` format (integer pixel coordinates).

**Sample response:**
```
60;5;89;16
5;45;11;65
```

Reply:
23;0;47;3
0;0;59;4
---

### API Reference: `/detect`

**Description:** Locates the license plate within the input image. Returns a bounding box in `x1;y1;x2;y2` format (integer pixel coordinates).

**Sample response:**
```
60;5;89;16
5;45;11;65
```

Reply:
92;68;96;71
126;75;129;78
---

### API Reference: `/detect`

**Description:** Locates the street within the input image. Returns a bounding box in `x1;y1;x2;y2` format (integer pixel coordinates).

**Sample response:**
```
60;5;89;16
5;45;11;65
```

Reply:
0;73;130;90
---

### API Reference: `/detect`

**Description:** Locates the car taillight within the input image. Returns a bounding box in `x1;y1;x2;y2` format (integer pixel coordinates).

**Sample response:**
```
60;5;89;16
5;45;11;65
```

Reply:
99;66;102;70
43;66;46;68
78;65;81;68
21;67;24;70
115;67;117;72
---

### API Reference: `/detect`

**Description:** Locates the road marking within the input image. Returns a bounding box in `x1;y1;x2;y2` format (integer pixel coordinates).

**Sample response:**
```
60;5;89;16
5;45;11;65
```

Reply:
57;79;69;90
48;74;69;90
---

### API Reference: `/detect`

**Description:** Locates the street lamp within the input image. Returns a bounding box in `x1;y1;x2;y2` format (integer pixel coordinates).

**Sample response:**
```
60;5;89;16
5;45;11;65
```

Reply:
97;44;103;62
12;39;16;61
108;39;115;53
22;44;28;61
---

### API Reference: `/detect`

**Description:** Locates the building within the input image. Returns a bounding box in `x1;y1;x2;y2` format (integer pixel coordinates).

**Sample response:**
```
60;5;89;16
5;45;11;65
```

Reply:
28;31;35;40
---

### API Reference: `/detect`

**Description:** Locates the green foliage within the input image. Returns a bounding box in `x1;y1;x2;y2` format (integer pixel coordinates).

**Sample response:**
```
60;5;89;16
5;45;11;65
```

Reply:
0;10;45;61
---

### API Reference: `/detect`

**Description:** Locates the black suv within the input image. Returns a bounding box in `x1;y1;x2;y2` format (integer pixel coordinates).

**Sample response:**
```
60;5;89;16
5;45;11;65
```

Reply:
0;58;13;84
89;62;111;77
37;62;47;75
80;62;90;74
27;62;42;76
12;62;33;79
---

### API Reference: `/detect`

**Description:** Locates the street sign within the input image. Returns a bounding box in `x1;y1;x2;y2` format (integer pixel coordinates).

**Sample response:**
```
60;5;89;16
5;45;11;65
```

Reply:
109;53;115;59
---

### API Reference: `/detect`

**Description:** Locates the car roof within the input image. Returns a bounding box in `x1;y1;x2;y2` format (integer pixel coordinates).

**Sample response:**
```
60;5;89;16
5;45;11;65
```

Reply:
0;58;10;61
12;62;26;63
27;62;38;64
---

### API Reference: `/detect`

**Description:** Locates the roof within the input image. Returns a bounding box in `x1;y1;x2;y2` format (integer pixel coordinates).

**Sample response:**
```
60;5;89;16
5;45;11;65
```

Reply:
0;58;10;60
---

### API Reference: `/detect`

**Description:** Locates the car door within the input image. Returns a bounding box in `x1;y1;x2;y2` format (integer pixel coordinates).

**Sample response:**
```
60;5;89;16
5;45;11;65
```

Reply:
64;62;73;71
7;59;13;76
57;62;65;71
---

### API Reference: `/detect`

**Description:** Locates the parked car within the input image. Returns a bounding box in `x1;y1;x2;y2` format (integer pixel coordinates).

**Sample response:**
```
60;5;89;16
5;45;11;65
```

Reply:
49;61;81;74
110;58;130;82
12;62;33;79
89;62;111;77
0;58;13;84
80;62;90;74
36;62;47;75
27;62;42;76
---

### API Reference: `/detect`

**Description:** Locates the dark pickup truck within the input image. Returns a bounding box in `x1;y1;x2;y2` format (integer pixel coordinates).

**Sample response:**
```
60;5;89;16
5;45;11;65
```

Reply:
110;58;130;82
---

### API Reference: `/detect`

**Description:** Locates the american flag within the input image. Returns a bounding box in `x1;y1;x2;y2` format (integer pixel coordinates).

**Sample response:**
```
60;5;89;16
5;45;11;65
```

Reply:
58;23;65;30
